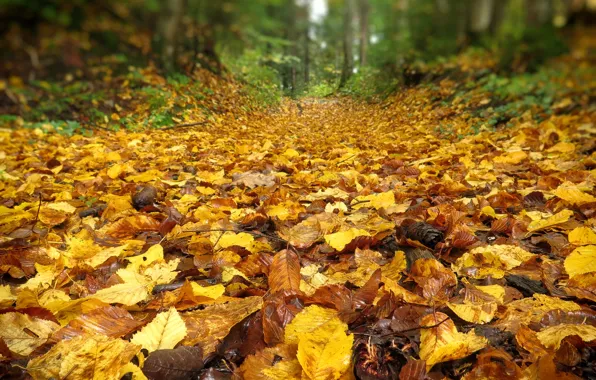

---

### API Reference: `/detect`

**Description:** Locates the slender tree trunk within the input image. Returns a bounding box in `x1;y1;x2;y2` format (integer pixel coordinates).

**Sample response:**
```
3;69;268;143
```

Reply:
525;0;553;26
156;0;185;72
287;0;297;95
339;0;354;88
304;28;310;85
489;0;509;35
359;0;369;66
468;0;494;36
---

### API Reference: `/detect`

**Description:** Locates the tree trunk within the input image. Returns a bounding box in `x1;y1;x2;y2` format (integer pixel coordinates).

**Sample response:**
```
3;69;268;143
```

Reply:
468;0;494;35
156;0;185;72
287;0;297;95
525;0;553;26
489;0;508;35
339;0;354;88
304;27;310;85
359;0;369;66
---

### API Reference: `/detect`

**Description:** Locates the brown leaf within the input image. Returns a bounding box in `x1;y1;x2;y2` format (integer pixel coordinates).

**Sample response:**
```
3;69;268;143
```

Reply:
142;346;203;380
51;306;144;342
268;249;301;293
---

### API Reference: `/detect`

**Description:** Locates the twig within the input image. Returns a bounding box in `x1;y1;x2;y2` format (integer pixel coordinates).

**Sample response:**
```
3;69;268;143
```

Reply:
161;121;209;130
353;317;450;338
181;227;287;243
336;154;357;165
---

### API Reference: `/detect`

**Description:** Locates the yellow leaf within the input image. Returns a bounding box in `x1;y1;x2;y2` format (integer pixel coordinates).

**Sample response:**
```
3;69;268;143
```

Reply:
0;285;16;308
536;324;596;349
494;150;527;164
297;316;353;380
108;163;126;179
452;245;535;279
564;245;596;278
239;344;300;380
130;307;187;352
419;312;487;370
351;191;395;210
126;244;164;272
46;201;76;214
27;335;140;380
119;363;148;380
553;185;596;205
0;312;59;355
324;228;370;251
125;169;162;183
285;305;338;345
182;296;263;355
89;282;150;306
568;227;596;245
214;232;254;250
190;282;225;299
527;209;574;232
447;301;497;324
474;284;505;304
106;151;121;161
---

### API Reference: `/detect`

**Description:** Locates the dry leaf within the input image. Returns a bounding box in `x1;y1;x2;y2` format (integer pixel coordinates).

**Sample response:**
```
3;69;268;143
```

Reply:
130;307;187;352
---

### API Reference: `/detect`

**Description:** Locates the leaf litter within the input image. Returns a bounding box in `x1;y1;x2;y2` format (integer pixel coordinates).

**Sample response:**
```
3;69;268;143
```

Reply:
1;53;596;380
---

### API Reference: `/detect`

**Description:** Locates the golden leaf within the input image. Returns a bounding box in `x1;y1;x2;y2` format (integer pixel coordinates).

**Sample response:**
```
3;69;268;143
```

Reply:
0;312;59;355
536;324;596;349
564;245;596;278
566;273;596;302
568;227;596;245
89;282;150;306
130;307;187;352
324;228;370;251
285;305;338;345
527;209;574;233
182;296;263;355
0;284;16;308
452;245;535;279
27;335;140;380
190;282;225;299
351;191;395;210
297;316;353;380
474;284;505;304
447;301;497;324
419;312;487;370
126;244;164;272
553;185;596;205
239;344;300;380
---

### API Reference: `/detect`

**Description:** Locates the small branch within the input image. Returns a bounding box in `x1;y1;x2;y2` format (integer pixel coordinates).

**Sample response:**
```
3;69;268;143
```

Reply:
353;318;450;337
336;154;356;165
181;227;287;243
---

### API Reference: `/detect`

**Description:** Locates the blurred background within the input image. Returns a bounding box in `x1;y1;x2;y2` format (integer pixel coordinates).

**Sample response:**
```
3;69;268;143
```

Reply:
0;0;595;102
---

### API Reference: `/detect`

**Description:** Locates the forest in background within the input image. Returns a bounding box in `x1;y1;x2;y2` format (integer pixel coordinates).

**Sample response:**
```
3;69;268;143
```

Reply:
1;1;596;380
1;0;595;104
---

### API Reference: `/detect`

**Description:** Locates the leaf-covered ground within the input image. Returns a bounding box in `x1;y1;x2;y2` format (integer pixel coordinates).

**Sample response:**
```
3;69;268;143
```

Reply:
1;44;596;379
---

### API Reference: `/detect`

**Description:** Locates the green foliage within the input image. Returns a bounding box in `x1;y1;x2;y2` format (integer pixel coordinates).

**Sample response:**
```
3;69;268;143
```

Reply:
339;67;398;100
224;49;282;109
497;26;568;72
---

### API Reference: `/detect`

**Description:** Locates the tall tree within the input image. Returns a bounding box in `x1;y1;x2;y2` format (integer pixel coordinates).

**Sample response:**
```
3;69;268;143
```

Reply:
359;0;369;66
156;0;185;72
339;0;354;88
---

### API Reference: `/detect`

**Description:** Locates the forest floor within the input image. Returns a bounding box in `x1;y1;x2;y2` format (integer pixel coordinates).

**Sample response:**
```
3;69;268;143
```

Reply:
1;34;596;380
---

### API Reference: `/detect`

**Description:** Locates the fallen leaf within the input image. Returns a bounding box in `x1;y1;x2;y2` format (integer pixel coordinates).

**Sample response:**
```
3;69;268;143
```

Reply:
130;307;187;352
